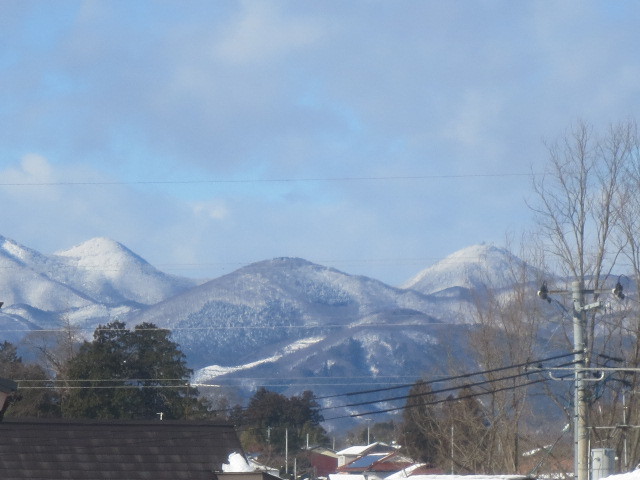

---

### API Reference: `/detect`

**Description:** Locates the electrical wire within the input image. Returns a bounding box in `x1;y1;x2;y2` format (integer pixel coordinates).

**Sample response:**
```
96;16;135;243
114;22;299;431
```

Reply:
321;359;579;411
0;256;489;271
324;373;563;421
0;172;536;187
314;350;578;400
0;321;464;334
197;354;580;417
10;352;576;394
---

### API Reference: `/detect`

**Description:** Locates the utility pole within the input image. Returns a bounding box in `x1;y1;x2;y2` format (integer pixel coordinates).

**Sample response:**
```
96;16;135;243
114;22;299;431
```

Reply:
538;280;622;480
572;280;588;480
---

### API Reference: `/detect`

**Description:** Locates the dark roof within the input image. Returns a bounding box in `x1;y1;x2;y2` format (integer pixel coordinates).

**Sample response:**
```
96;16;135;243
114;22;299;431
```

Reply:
0;418;243;480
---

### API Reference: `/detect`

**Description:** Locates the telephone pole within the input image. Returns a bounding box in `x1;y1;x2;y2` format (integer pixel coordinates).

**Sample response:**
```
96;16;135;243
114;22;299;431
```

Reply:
538;280;622;480
572;280;588;480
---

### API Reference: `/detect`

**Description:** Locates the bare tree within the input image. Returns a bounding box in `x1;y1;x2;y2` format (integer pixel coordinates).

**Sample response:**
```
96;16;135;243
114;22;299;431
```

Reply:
531;120;640;470
604;120;640;470
23;315;80;376
21;314;82;407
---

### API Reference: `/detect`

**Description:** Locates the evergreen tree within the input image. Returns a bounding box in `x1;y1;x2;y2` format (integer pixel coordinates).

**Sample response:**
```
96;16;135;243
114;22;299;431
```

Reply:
62;321;209;420
240;387;328;454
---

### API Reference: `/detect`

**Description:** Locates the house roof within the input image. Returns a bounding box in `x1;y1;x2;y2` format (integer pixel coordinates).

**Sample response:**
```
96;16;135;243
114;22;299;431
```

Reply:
337;443;395;457
338;451;419;476
307;446;338;458
345;453;390;469
0;418;243;480
338;446;373;456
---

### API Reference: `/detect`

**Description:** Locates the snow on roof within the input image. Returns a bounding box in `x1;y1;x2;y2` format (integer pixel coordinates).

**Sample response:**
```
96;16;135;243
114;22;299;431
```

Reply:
603;470;640;480
406;476;529;480
333;475;528;480
337;445;376;456
222;452;254;472
385;464;427;479
330;475;367;480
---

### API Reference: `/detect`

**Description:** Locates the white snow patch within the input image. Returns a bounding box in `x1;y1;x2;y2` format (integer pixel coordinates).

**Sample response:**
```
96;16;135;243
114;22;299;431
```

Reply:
194;336;325;382
603;470;640;480
407;476;528;480
222;452;254;472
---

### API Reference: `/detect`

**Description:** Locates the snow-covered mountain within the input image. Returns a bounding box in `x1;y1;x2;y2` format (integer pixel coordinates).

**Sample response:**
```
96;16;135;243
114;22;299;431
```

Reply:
0;236;94;312
125;257;445;369
0;235;554;424
0;235;198;343
402;244;541;296
53;237;198;305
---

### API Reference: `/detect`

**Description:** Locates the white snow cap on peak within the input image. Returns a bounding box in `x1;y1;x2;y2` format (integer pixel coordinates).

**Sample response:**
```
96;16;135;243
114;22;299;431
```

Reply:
401;243;529;294
222;452;254;472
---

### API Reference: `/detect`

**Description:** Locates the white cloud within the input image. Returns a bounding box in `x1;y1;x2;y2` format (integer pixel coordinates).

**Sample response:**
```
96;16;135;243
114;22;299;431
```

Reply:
214;1;323;65
5;154;54;183
192;200;229;220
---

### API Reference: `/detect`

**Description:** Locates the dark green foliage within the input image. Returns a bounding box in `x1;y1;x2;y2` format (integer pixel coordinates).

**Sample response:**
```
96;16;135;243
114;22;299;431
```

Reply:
62;321;210;420
0;341;60;418
239;387;328;453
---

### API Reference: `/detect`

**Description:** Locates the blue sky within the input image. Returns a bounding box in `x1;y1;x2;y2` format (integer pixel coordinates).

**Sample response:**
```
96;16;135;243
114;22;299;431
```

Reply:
0;0;639;286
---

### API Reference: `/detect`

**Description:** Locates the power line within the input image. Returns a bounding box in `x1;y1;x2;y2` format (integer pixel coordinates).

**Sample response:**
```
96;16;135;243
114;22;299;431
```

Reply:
0;254;533;272
324;374;559;421
0;172;536;187
0;321;461;334
322;359;579;412
200;353;579;416
315;350;578;400
8;352;579;395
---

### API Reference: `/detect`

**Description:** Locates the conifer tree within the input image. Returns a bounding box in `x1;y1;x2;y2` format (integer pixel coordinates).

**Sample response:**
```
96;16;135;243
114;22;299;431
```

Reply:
62;321;209;420
239;387;328;454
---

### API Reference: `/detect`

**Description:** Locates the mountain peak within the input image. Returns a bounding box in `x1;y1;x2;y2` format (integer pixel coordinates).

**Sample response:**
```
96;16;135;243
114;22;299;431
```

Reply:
402;244;523;294
55;237;147;267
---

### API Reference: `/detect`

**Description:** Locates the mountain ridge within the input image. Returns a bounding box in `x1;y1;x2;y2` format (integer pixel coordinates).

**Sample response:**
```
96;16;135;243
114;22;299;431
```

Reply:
0;234;542;424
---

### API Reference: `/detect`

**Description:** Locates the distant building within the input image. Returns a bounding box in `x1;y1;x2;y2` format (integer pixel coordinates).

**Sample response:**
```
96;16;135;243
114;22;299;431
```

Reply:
337;443;397;468
306;446;339;477
335;450;434;480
